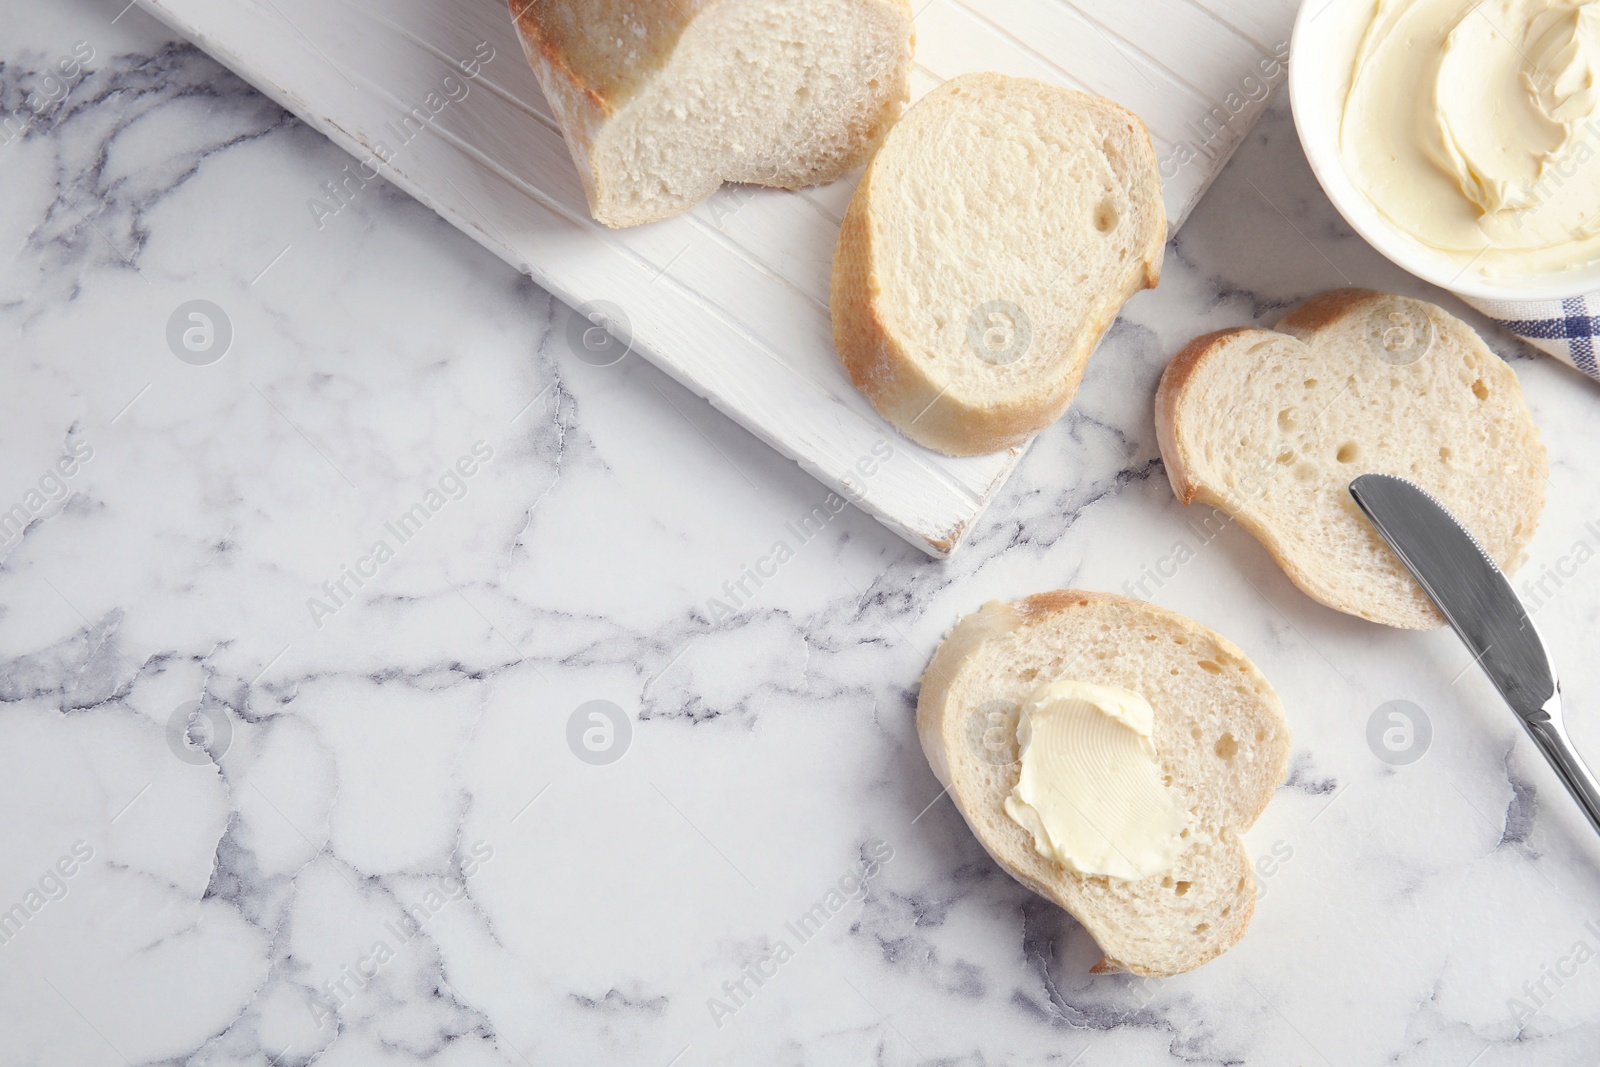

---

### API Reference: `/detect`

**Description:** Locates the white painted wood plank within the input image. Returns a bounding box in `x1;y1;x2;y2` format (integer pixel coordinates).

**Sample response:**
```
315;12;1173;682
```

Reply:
1188;0;1300;51
133;0;1295;557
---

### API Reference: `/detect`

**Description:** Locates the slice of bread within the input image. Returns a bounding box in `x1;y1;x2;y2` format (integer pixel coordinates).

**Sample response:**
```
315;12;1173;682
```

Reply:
831;73;1166;456
1155;289;1547;630
918;591;1290;977
510;0;914;228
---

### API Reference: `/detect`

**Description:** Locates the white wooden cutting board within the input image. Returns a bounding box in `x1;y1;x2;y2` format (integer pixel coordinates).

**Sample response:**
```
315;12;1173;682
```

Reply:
133;0;1297;557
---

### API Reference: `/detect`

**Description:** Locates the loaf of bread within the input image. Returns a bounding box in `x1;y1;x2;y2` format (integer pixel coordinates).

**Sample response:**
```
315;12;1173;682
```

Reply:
509;0;915;228
831;72;1166;455
917;591;1290;977
1155;289;1547;629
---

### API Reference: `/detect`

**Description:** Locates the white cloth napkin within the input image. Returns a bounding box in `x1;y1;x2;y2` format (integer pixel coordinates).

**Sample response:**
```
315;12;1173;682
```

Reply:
1461;293;1600;382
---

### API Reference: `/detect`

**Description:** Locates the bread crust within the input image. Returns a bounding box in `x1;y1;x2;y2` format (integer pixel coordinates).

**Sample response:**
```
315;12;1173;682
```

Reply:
832;74;1164;455
1153;327;1255;505
1275;286;1388;337
509;0;914;227
1153;289;1547;630
510;0;706;115
917;590;1290;977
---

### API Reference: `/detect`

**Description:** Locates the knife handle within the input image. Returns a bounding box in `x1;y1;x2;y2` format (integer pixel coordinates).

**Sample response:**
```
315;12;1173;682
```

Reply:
1523;695;1600;837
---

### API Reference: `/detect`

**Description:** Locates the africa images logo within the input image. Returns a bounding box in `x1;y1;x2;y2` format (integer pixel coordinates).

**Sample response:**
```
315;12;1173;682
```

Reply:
306;441;494;628
705;840;894;1029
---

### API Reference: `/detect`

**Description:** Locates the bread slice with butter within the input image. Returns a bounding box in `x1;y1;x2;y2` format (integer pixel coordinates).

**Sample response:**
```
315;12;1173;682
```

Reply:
917;591;1290;977
831;72;1166;455
1155;289;1547;630
509;0;915;228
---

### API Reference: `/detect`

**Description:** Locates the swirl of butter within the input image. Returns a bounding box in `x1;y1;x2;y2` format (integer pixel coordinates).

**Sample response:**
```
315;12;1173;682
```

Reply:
1340;0;1600;279
1002;680;1192;881
1531;4;1600;122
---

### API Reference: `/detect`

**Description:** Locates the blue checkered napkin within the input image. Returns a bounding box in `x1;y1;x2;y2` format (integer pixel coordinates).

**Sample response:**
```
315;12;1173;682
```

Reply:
1463;293;1600;382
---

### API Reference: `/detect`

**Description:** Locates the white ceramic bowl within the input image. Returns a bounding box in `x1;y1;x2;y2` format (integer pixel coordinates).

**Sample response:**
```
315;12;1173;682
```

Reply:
1288;0;1600;302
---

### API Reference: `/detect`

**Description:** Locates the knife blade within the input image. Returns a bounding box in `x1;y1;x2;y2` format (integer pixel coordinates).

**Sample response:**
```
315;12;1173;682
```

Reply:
1349;473;1600;837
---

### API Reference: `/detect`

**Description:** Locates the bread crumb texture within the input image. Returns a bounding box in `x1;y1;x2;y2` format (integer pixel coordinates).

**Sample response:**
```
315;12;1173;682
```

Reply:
832;72;1165;455
515;0;915;226
1155;289;1547;629
917;591;1290;977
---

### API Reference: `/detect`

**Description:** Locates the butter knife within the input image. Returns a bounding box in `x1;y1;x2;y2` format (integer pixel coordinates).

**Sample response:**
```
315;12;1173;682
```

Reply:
1349;473;1600;836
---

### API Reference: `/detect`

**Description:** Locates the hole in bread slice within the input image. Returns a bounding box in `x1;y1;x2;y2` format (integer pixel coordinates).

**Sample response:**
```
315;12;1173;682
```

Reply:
1155;290;1546;630
917;591;1291;977
830;72;1165;455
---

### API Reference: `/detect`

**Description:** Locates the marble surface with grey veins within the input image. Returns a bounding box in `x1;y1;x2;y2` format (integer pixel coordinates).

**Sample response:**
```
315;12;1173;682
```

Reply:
5;1;1600;1065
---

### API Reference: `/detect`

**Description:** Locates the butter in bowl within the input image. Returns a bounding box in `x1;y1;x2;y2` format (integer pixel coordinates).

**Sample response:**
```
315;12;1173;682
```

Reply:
1289;0;1600;301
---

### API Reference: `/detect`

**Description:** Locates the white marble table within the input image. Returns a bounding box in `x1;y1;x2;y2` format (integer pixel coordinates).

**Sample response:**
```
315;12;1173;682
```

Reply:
4;2;1600;1064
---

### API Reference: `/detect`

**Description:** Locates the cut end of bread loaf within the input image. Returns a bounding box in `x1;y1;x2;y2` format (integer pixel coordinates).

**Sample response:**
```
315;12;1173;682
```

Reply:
831;72;1166;456
917;591;1290;977
1155;289;1547;630
513;0;915;227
